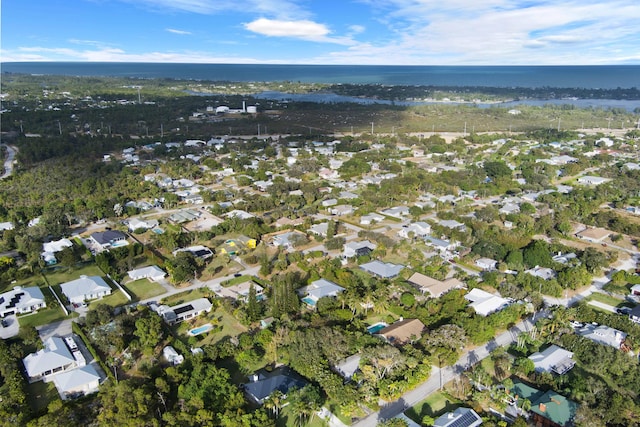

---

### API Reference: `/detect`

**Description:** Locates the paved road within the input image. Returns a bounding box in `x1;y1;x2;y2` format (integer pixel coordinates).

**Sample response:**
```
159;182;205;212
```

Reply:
0;144;17;179
352;316;536;426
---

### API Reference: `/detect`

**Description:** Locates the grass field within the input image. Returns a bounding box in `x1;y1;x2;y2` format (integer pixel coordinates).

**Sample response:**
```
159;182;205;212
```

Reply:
43;264;105;286
405;391;460;424
123;279;167;301
182;306;247;347
18;305;72;328
585;292;626;307
88;290;129;309
276;405;327;427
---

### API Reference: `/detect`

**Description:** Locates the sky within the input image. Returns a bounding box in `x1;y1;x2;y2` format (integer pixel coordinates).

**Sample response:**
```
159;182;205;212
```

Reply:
1;0;639;65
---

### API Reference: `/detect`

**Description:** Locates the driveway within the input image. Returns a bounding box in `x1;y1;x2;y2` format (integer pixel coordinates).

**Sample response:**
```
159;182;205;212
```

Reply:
36;319;74;341
0;315;20;339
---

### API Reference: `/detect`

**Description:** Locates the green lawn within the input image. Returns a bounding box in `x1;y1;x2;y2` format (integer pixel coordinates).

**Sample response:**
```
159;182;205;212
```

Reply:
585;292;626;307
88;290;129;309
181;306;247;346
44;264;105;286
276;405;328;427
18;306;73;328
405;391;459;424
221;274;252;287
123;279;167;301
160;288;211;306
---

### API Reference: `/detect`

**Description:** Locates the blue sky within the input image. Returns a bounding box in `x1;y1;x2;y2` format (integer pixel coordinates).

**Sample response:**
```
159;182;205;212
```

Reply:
2;0;639;65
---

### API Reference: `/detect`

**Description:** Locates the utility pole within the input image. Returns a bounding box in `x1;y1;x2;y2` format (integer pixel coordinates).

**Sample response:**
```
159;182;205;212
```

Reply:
58;120;62;135
371;122;374;134
557;118;561;132
257;124;260;136
137;87;141;104
161;123;163;138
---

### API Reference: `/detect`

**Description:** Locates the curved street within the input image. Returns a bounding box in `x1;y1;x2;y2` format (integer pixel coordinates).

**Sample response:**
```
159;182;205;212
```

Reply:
0;144;17;179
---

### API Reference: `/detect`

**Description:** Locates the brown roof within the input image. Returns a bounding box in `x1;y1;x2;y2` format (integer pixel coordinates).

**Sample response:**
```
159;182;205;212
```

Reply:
576;227;611;242
408;272;464;298
378;318;425;344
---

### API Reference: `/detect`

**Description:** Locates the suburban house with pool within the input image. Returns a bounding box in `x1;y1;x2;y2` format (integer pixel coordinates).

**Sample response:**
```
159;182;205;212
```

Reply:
153;297;213;325
297;278;345;307
89;230;128;250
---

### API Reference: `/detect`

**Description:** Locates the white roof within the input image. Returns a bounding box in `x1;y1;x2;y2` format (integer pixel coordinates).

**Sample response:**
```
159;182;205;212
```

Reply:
465;288;510;316
23;337;76;378
42;238;73;254
60;276;111;301
52;364;100;393
298;279;345;301
529;345;575;374
0;286;45;314
128;265;166;281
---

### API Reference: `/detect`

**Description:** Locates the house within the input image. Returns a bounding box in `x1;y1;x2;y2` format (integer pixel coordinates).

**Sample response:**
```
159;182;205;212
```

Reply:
552;252;577;264
576;176;610;186
214;281;264;302
163;346;184;365
173;245;214;260
407;272;464;298
89;230;127;250
475;258;497;271
127;265;166;282
433;407;482;427
243;366;307;405
376;318;425;345
529;345;575;375
22;337;79;382
398;222;432;239
127;218;158;232
530;390;579;427
298;279;345;307
322;198;338;207
360;260;404;278
52;364;101;400
41;238;73;265
333;354;361;381
499;203;520;215
526;266;557;281
424;235;457;253
0;286;46;317
0;222;14;231
270;230;306;250
576;323;627;349
329;204;354;216
575;227;611;243
225;209;255;220
439;219;466;230
360;213;385;225
155;297;213;325
380;206;410;219
237;235;257;249
628;305;640;324
343;240;376;258
308;222;329;237
464;288;510;316
60;275;112;304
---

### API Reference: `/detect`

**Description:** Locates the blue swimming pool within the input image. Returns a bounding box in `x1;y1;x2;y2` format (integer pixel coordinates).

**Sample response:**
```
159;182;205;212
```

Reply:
188;323;213;336
367;322;387;334
302;296;317;307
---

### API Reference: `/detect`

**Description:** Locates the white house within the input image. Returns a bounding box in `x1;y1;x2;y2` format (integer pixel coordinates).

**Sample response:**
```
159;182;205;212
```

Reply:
525;266;556;281
398;222;431;239
155;298;213;325
127;265;166;282
465;288;510;316
343;240;376;258
329;205;354;216
52;364;101;400
380;206;410;219
360;213;385;225
163;346;184;365
127;218;158;232
60;275;112;304
529;345;575;375
90;230;127;250
0;286;46;317
41;238;73;265
298;279;345;307
434;408;482;427
23;337;79;382
576;176;610;186
475;258;498;271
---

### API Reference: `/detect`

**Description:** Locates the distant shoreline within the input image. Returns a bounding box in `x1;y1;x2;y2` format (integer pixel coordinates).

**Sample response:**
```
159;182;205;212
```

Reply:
2;62;639;90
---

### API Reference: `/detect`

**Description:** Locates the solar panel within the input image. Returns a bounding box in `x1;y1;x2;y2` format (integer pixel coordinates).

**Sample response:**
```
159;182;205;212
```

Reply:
173;304;194;315
447;410;480;427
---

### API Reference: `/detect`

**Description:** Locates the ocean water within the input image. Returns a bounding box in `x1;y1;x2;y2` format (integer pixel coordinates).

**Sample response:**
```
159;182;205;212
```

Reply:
2;62;639;89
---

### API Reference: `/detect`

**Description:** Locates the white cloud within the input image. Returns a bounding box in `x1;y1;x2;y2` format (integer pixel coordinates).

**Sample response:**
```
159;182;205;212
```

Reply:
243;18;356;45
348;25;365;35
166;28;192;35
